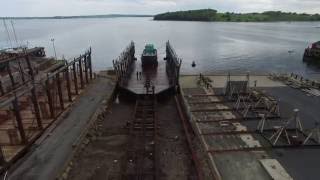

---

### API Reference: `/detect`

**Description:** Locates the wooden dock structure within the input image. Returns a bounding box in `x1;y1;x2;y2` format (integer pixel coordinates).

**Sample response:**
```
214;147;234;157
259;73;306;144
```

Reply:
0;47;94;173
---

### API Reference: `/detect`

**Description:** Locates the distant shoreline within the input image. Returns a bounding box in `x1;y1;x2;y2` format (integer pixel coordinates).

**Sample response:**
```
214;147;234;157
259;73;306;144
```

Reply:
0;14;153;20
154;9;320;22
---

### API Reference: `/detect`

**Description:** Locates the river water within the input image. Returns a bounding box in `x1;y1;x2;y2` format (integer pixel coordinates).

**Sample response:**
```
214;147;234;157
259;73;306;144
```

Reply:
1;17;320;76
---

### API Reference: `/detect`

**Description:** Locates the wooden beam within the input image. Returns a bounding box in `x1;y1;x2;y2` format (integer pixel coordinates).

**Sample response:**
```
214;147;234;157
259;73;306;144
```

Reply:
84;55;89;84
56;73;64;110
65;68;72;102
0;81;4;96
72;62;79;95
45;80;54;118
25;55;34;81
17;60;25;83
7;62;15;87
12;97;27;144
30;87;43;129
78;57;84;89
89;48;93;80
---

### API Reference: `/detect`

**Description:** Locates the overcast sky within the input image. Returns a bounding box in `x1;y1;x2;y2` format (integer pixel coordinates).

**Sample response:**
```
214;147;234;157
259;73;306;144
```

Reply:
2;0;320;17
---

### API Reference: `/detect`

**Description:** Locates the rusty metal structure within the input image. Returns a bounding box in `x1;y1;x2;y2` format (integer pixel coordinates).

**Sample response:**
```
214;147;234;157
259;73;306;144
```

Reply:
0;47;48;96
112;41;136;87
0;47;93;172
165;41;182;88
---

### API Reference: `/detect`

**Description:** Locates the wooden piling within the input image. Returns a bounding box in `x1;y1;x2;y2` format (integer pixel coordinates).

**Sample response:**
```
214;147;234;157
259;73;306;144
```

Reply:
12;97;27;144
89;48;93;80
65;68;72;102
78;57;84;89
84;55;89;84
56;73;64;110
45;79;54;118
7;63;15;87
18;60;25;83
25;55;34;81
72;62;79;95
0;81;4;96
31;87;43;129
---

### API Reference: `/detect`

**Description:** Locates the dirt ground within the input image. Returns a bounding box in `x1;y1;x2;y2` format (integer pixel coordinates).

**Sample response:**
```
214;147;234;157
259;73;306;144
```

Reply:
66;96;196;180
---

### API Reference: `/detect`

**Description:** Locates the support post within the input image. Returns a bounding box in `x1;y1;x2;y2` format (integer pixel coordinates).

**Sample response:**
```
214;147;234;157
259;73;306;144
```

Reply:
0;81;4;96
17;60;25;83
7;63;15;87
65;68;72;102
12;97;27;144
72;62;79;95
84;54;89;84
56;73;64;110
78;57;84;89
0;148;5;165
46;79;54;118
89;48;93;80
25;55;35;81
31;87;43;129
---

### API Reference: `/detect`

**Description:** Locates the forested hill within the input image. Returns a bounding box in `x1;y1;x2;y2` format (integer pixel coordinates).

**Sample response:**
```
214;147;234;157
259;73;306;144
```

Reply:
153;9;320;22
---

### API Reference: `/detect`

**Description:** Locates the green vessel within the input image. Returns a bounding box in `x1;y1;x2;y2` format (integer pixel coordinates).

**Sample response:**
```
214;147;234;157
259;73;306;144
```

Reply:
141;44;158;67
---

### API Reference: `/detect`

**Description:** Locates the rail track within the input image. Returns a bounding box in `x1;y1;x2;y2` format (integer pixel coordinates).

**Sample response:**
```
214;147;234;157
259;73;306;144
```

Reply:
122;93;158;180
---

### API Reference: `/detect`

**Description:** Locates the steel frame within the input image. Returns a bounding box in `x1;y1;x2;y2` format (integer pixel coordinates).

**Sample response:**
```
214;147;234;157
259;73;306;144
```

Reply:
0;48;93;170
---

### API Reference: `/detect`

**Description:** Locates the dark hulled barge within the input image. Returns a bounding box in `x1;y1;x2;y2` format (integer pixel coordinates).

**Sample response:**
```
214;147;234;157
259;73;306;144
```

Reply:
303;41;320;62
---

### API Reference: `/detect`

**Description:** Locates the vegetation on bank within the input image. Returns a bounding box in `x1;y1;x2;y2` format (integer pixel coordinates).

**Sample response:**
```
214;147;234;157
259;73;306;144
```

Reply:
154;9;320;22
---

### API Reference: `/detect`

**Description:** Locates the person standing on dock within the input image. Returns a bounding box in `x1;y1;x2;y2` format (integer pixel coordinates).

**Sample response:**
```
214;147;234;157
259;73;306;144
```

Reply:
139;72;142;80
136;71;139;80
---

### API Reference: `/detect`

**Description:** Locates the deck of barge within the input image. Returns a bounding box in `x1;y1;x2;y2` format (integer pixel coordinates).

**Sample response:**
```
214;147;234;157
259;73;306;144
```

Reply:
124;60;170;95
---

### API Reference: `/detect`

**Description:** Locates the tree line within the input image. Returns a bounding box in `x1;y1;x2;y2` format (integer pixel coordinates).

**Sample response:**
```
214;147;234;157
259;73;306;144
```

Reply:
154;9;320;22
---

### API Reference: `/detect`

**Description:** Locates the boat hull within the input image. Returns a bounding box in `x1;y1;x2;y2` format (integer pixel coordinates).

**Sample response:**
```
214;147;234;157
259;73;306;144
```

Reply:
142;55;158;67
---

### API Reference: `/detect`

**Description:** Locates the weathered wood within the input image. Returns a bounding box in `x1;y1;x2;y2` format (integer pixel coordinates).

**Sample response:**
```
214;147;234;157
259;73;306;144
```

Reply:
17;60;25;83
12;98;27;144
0;148;6;164
56;73;64;110
45;80;54;118
78;57;84;89
89;48;93;80
72;62;79;95
25;55;34;81
30;87;43;129
84;55;89;84
0;81;4;96
65;68;72;102
7;63;15;87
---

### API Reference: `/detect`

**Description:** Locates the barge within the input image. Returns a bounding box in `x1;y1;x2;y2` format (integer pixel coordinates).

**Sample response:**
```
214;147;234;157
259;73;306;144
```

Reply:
303;41;320;62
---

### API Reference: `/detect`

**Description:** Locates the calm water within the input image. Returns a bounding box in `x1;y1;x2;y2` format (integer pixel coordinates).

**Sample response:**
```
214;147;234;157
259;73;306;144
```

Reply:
1;17;320;76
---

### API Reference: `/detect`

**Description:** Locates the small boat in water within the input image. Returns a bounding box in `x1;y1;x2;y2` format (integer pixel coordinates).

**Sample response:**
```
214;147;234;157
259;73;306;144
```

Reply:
303;41;320;62
141;44;158;67
191;61;196;67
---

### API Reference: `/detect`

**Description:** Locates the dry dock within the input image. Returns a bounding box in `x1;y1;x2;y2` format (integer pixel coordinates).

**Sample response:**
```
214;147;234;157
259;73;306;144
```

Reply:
3;42;320;180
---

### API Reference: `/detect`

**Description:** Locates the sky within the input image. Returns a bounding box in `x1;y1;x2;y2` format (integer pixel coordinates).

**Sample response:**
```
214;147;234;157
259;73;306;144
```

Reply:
2;0;320;17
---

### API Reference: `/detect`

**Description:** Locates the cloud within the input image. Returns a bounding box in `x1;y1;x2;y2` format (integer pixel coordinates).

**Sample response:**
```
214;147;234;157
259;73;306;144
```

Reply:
1;0;320;17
